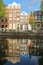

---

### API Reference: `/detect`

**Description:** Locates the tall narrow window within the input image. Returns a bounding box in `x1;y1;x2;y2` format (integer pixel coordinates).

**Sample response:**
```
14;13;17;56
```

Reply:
1;25;4;28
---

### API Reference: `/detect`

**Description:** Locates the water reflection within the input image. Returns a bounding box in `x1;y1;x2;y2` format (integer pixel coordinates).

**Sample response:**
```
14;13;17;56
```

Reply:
0;38;43;65
0;39;8;59
29;39;43;56
0;39;8;65
38;57;43;65
7;39;33;63
0;38;32;63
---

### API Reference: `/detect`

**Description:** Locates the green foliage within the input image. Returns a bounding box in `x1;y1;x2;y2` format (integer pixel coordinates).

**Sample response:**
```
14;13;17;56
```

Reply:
29;12;34;25
0;0;6;19
40;0;43;11
0;0;5;6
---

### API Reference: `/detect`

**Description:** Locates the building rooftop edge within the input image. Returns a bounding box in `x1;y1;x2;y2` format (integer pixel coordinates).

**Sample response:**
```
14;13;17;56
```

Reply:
7;2;21;7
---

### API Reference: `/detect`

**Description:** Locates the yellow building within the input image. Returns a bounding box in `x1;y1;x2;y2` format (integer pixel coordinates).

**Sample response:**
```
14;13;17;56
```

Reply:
6;2;21;31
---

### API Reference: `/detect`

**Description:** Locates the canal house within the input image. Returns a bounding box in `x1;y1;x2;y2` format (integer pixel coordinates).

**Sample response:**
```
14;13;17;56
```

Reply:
0;16;8;31
33;11;43;32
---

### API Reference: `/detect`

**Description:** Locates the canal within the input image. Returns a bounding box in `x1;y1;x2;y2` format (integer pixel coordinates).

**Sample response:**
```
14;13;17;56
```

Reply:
0;37;43;65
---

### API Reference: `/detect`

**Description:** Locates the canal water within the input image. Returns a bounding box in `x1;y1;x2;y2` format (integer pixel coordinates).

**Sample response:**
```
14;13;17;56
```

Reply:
0;38;43;65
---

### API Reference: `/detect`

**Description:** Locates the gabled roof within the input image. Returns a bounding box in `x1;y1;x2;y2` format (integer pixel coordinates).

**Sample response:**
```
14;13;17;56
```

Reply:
21;11;28;15
7;2;21;8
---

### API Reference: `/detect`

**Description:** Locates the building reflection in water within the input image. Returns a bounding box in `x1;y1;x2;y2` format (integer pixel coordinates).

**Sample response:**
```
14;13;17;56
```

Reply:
29;39;43;56
6;39;20;63
0;38;32;63
0;38;43;64
0;39;8;59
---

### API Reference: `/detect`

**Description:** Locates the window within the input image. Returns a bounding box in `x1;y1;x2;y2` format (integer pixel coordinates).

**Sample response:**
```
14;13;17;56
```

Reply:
17;24;19;30
17;14;20;16
17;10;20;12
9;14;12;17
9;10;12;13
5;25;7;28
17;18;19;20
37;20;40;22
20;25;22;30
9;18;12;20
13;14;16;17
35;16;37;19
5;19;7;22
9;24;12;29
21;17;22;19
9;50;12;53
1;25;4;28
25;24;28;30
39;12;41;15
13;18;15;20
9;20;12;22
14;10;16;13
37;16;41;20
42;16;43;20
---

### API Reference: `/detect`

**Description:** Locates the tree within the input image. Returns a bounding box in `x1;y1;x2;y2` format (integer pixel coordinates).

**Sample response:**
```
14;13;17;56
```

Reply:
0;0;6;19
40;0;43;11
29;12;34;25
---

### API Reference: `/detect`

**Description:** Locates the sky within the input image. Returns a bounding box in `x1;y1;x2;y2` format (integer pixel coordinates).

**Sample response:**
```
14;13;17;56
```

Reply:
3;0;41;14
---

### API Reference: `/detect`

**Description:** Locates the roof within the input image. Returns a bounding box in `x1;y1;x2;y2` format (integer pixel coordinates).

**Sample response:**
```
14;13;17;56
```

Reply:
21;11;28;15
7;2;21;8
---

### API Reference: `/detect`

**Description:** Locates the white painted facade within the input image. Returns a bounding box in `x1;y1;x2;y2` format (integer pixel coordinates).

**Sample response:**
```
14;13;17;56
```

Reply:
28;24;32;30
20;11;32;31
